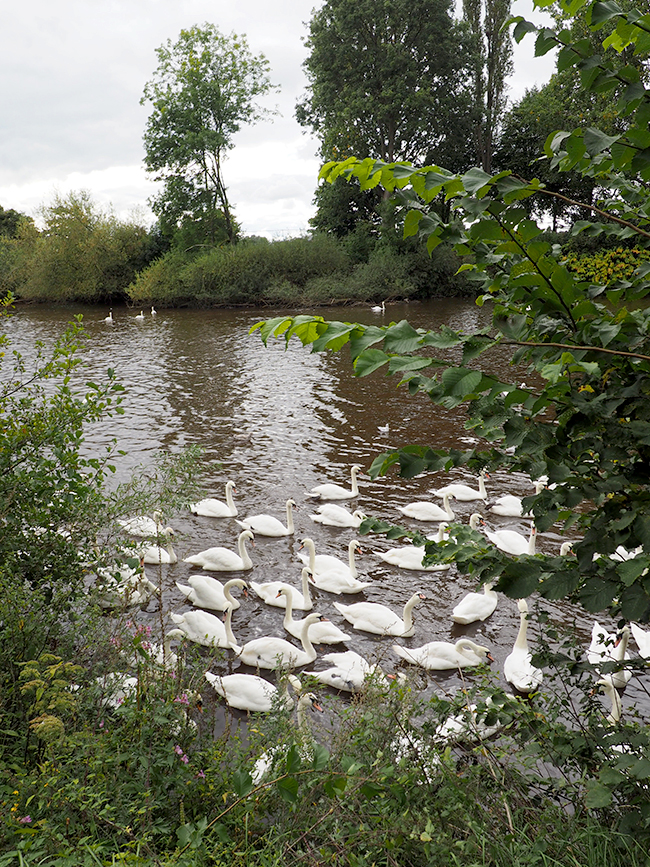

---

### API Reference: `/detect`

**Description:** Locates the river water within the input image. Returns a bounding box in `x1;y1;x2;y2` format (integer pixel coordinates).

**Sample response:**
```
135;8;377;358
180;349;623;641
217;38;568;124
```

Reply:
4;300;648;735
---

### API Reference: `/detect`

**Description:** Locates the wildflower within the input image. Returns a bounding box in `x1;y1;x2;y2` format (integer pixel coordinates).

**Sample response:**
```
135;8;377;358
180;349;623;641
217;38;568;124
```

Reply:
196;770;206;780
174;744;184;756
19;816;32;824
181;754;189;764
174;694;189;706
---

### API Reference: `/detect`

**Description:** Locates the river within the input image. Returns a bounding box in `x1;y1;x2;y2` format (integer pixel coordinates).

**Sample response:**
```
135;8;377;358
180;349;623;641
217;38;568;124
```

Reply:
4;300;648;736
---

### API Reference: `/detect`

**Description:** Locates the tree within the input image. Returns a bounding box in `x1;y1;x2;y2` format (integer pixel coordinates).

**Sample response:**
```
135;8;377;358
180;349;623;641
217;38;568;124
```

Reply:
296;0;477;235
142;23;277;246
463;0;514;173
257;0;650;632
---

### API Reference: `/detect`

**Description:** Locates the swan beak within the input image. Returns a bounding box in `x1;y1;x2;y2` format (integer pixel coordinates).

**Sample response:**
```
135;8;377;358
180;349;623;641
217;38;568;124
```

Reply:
487;653;495;663
311;699;324;712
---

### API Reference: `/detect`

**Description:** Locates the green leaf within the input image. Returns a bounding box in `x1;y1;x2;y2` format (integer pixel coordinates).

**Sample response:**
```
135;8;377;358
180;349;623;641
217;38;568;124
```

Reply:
441;367;483;397
232;769;253;796
585;780;613;808
353;349;390;377
277;776;299;802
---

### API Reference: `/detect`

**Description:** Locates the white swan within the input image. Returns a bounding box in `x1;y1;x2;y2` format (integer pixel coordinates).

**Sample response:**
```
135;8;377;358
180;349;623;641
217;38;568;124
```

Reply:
141;530;177;565
279;588;350;644
484;523;536;556
237;613;325;669
304;650;387;692
235;498;295;537
432;695;516;744
95;563;159;609
594;678;623;726
249;567;314;611
118;510;165;537
151;306;157;316
251;692;323;784
298;538;372;593
590;625;632;689
175;576;248;612
310;505;366;528
504;599;543;693
451;583;498;624
204;671;301;713
631;622;650;658
135;310;145;321
398;493;455;522
376;541;450;572
170;604;239;649
333;591;426;637
103;309;114;324
190;480;238;518
391;638;491;670
310;464;362;500
488;481;546;518
183;529;254;572
124;629;184;670
430;471;488;501
370;300;386;313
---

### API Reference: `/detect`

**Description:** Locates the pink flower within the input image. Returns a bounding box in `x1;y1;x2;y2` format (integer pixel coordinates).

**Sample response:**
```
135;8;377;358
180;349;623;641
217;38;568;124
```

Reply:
174;745;184;756
174;694;189;706
19;816;32;824
196;770;206;780
181;755;189;764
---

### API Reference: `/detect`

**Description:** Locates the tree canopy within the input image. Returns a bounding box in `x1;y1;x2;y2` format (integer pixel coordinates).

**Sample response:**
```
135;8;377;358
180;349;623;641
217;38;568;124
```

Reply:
142;23;277;246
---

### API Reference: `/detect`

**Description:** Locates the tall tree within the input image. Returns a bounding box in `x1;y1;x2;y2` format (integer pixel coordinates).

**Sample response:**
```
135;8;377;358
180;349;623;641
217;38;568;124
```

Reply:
463;0;513;172
142;24;277;246
296;0;476;170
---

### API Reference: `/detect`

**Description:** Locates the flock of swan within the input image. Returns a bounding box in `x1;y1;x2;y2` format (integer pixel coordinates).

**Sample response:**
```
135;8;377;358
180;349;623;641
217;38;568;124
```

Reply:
102;464;650;743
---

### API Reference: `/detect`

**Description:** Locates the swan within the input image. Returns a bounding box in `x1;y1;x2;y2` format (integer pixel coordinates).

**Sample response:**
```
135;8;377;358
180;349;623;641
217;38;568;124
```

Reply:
488;480;546;518
125;629;185;670
204;671;301;713
376;542;450;572
298;538;372;593
190;480;238;518
594;678;623;726
249;567;314;611
304;650;387;692
235;498;296;537
278;588;350;644
432;695;517;744
310;505;366;528
589;625;632;689
141;530;177;565
151;306;157;316
310;464;362;500
370;300;386;313
251;691;323;785
398;493;455;522
95;563;159;609
631;622;650;658
503;599;543;693
451;583;498;624
484;523;537;556
430;471;488;502
237;613;325;669
175;576;248;612
391;638;491;670
135;310;145;321
170;604;240;649
103;309;114;324
118;510;165;537
183;529;254;572
333;591;426;637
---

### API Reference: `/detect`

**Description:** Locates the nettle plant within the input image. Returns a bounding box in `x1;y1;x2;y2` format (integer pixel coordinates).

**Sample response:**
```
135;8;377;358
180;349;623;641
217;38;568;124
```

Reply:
254;0;650;621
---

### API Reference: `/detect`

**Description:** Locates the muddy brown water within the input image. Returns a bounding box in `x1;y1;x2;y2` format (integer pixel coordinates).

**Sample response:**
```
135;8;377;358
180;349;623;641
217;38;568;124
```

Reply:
5;300;649;743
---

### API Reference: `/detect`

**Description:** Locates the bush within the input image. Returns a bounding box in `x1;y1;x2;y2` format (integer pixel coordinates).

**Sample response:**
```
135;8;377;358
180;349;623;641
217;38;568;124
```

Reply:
563;246;650;286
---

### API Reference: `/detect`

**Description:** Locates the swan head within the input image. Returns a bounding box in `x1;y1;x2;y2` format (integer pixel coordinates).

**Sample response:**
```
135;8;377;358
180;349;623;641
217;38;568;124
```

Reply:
300;691;324;713
226;480;236;492
239;530;254;543
517;598;529;615
559;542;574;556
468;513;484;530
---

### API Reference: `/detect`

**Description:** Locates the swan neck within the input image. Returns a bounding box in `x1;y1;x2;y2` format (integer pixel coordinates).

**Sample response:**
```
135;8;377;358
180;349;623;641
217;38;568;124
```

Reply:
238;534;253;568
443;493;454;519
225;483;235;510
528;527;536;555
402;595;421;630
348;540;358;577
515;611;529;650
300;569;313;607
282;592;294;625
286;501;294;532
300;616;318;657
224;606;238;646
350;466;359;496
479;475;487;497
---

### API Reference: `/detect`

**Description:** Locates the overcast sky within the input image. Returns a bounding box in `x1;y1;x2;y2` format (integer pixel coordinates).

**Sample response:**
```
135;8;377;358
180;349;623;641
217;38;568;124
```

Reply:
0;0;555;239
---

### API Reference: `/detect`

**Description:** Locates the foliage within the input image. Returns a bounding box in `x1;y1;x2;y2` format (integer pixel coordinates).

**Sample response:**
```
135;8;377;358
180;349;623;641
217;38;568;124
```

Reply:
7;191;156;303
142;23;278;246
296;0;476;171
564;245;650;283
255;0;650;626
0;205;32;239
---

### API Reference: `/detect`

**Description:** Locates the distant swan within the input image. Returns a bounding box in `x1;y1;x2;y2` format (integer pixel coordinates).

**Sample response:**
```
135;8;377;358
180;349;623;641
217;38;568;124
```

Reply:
376;541;450;571
310;505;366;528
171;604;239;649
236;613;325;669
103;309;114;324
304;650;387;692
489;481;546;518
204;671;300;713
190;480;238;518
370;300;386;313
118;510;166;537
504;599;543;693
333;591;426;637
310;464;362;500
451;582;498;624
398;493;455;522
298;537;372;593
249;566;313;611
484;523;537;556
236;498;295;537
141;529;177;565
151;306;157;316
183;530;254;572
174;576;248;611
430;471;488;502
135;310;145;321
392;638;491;670
278;587;350;644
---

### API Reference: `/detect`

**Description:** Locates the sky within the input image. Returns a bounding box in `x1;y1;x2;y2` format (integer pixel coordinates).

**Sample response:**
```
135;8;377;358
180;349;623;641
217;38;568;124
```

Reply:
0;0;555;239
